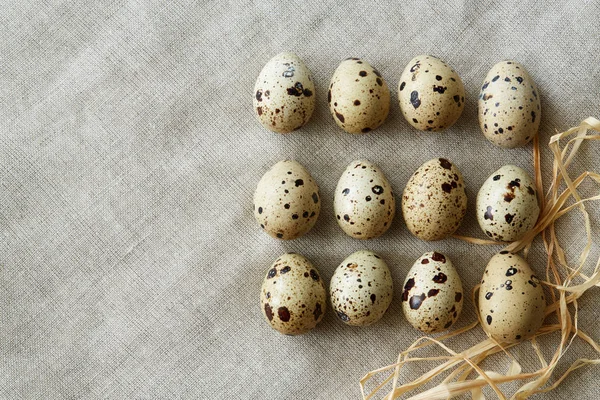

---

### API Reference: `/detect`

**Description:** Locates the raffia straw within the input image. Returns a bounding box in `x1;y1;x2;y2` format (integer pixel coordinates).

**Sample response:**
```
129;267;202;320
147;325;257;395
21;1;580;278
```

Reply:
360;118;600;399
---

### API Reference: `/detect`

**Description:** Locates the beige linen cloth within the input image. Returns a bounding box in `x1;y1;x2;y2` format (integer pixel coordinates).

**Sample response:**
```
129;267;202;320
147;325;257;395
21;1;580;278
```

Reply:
1;1;599;399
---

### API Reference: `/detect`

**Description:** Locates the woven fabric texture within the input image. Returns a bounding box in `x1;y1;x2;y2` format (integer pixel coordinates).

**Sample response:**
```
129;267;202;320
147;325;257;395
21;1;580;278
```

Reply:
1;1;599;399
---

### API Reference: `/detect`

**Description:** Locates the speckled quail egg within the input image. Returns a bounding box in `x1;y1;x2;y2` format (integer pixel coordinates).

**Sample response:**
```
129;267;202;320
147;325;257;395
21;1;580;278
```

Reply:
477;165;540;242
254;160;320;240
330;250;393;326
479;61;541;148
260;253;327;335
401;252;463;333
398;55;465;132
253;52;316;133
402;158;468;241
328;58;390;134
478;251;546;343
334;160;395;239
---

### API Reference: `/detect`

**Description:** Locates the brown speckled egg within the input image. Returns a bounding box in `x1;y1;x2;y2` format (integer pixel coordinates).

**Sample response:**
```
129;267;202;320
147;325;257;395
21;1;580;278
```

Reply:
260;253;326;335
334;160;396;239
402;158;467;241
401;252;463;333
477;165;540;242
398;55;465;132
479;61;541;148
253;52;316;133
328;58;390;134
330;250;393;326
478;251;546;343
254;160;320;240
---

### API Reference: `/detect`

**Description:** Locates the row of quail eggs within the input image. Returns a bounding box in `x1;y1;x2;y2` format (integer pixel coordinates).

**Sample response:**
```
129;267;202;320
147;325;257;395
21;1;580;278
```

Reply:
254;158;540;243
253;52;540;148
261;249;545;345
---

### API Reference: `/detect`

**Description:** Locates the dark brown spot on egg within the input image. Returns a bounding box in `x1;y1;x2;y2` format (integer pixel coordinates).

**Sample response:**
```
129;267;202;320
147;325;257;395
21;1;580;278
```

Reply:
264;303;274;321
376;77;383;86
278;307;291;322
439;158;452;169
485;292;493;300
256;90;263;101
295;179;304;187
335;111;345;123
359;70;367;77
431;252;446;263
257;106;263;116
312;192;319;203
486;315;492;325
505;213;515;223
354;99;361;106
433;272;447;284
267;268;277;279
455;292;462;302
428;288;440;297
370;293;376;304
442;183;452;193
313;303;322;320
280;266;291;274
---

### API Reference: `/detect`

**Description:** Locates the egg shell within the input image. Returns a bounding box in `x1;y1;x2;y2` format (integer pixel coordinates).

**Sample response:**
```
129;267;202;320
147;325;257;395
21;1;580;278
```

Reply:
334;160;396;239
253;52;316;133
402;158;467;241
254;160;320;240
398;55;465;132
330;250;393;326
478;251;546;343
328;58;390;134
477;165;540;242
401;252;463;333
478;61;541;148
260;253;327;335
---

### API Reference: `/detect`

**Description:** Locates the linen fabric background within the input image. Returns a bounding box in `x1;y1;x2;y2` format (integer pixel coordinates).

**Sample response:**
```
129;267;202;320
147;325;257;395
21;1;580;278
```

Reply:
1;1;599;399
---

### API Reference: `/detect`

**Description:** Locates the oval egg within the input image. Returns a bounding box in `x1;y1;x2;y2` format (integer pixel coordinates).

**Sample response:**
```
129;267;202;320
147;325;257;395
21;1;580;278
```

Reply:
253;52;316;133
478;251;546;343
334;160;396;239
254;160;320;240
477;165;540;242
478;60;541;148
330;250;393;326
402;158;467;241
401;252;463;333
260;253;327;335
328;58;390;134
398;55;465;132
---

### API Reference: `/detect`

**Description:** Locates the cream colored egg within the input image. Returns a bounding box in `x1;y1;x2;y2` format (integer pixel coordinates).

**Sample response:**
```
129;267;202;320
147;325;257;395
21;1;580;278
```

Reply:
334;160;395;239
478;251;546;343
398;55;465;132
253;52;316;133
478;61;541;148
401;252;463;333
260;253;327;335
254;160;320;240
402;158;467;241
477;165;540;242
328;58;390;134
330;250;393;326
